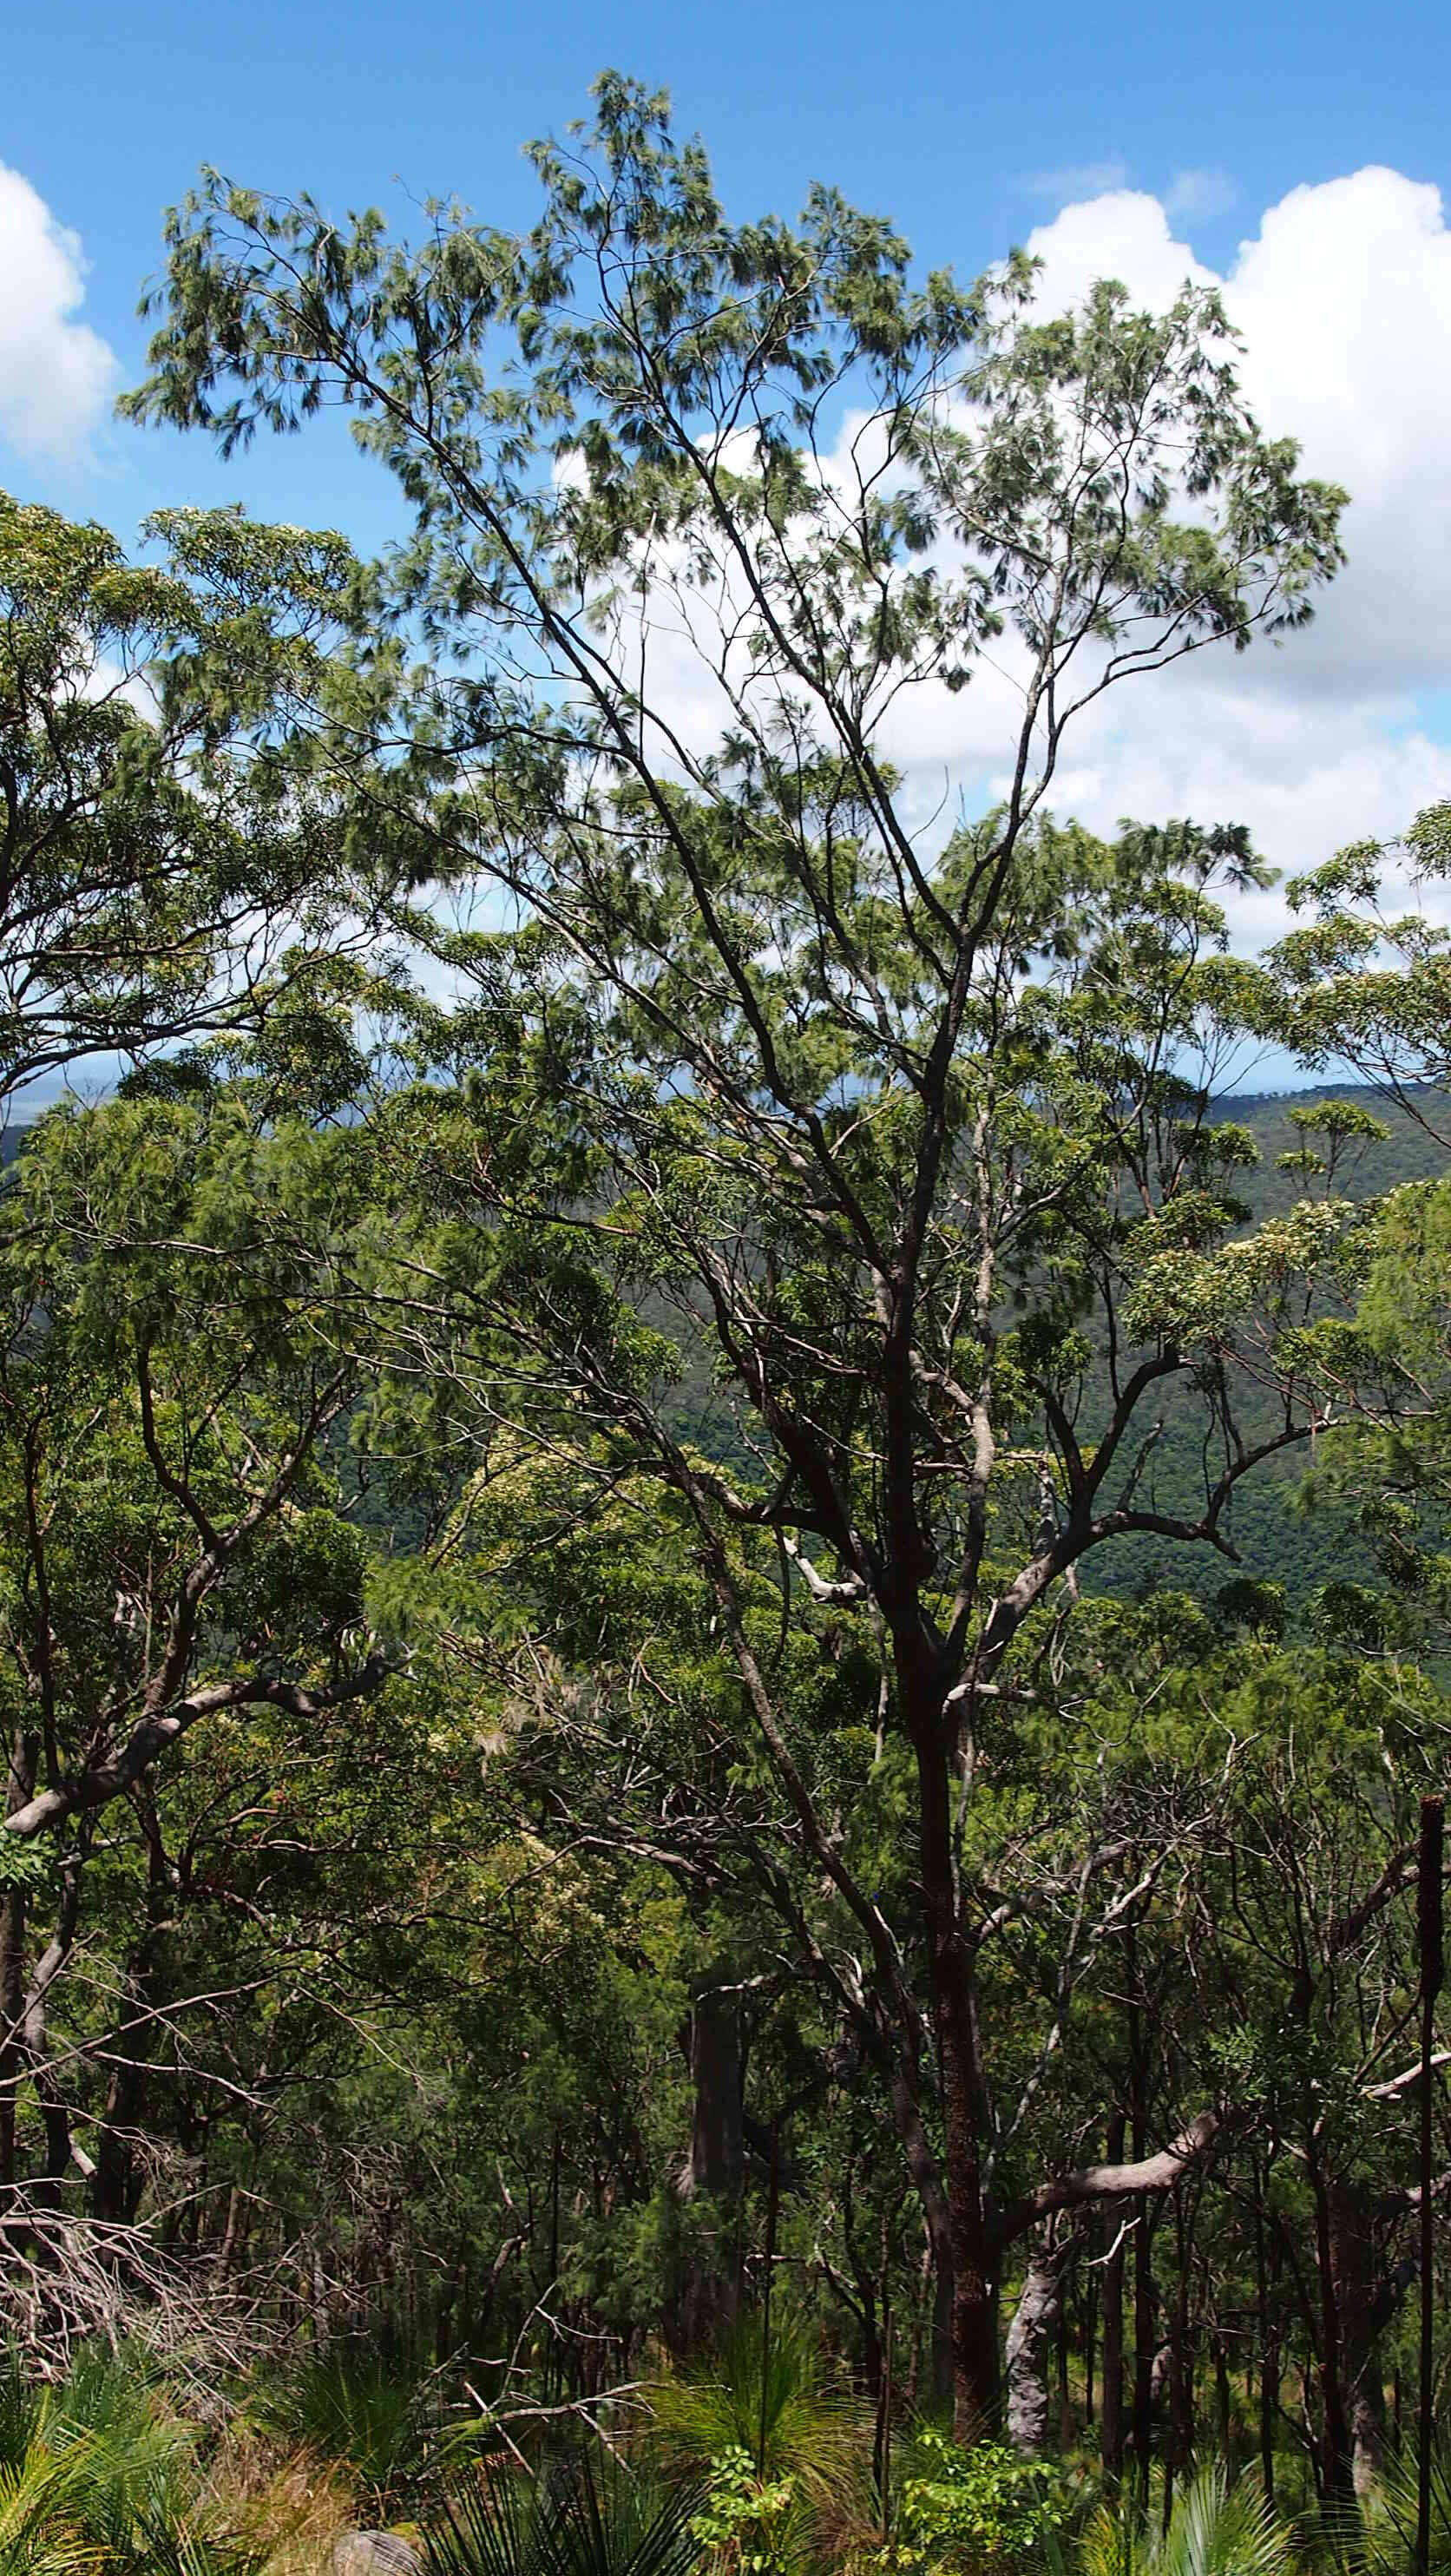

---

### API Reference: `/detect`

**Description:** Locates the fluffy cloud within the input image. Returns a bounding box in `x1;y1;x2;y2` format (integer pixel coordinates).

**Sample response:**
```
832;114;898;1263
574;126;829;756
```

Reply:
0;163;115;463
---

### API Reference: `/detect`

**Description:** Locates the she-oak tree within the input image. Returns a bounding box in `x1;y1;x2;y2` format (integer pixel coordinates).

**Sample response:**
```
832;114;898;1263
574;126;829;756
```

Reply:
123;74;1356;2428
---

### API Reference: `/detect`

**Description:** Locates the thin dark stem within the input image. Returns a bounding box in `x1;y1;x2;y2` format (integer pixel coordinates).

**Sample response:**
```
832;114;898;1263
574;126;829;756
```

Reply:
1417;1795;1444;2576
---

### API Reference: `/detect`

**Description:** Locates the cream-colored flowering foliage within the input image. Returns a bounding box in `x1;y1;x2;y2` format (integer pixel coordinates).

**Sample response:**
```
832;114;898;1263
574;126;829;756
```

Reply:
1122;1197;1352;1348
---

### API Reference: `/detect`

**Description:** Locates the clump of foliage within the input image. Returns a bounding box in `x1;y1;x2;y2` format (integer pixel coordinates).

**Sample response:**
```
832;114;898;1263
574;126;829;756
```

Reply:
886;2429;1068;2575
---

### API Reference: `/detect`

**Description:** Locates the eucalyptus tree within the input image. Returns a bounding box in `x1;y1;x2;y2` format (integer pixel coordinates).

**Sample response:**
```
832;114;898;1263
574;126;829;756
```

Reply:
1269;801;1451;1136
0;490;410;1115
125;74;1351;2428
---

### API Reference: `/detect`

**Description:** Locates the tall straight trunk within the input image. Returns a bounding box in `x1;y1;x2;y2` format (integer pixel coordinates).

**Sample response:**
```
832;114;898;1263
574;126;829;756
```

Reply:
675;1980;745;2353
92;1863;171;2226
903;2219;934;2411
1100;2116;1127;2478
1132;2131;1155;2500
1165;2192;1194;2507
1309;2143;1356;2507
1326;2176;1388;2499
878;2033;954;2402
24;1849;87;2212
916;1725;997;2434
1125;1930;1154;2501
1214;2334;1231;2462
859;2296;884;2402
1253;2172;1279;2503
0;1731;36;2194
929;2220;954;2406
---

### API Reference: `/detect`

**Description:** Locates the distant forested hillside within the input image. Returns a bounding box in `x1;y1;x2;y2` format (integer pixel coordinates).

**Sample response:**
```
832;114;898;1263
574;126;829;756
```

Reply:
5;1081;1444;1613
1077;1082;1448;1612
662;1079;1451;1620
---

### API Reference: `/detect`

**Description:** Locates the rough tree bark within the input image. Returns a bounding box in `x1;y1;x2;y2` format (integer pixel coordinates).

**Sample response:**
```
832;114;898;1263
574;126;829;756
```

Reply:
915;1729;999;2434
91;1803;172;2227
674;1981;745;2351
1327;2176;1390;2498
1006;2226;1069;2453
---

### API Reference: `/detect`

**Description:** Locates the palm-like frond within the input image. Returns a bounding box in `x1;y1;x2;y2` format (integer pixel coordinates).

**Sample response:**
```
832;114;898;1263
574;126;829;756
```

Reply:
0;2344;259;2576
423;2461;700;2576
1080;2470;1290;2576
1159;2472;1291;2576
0;2350;47;2476
0;2438;102;2576
249;2354;466;2514
648;2324;868;2511
127;2507;270;2576
1359;2444;1451;2576
423;2471;541;2576
550;2461;704;2576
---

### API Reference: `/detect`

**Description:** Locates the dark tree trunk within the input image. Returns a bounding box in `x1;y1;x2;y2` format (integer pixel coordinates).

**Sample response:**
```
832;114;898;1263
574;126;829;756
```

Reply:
1100;2117;1127;2481
1252;2172;1279;2502
885;2048;954;2405
915;1728;997;2435
1310;2145;1356;2507
1125;1934;1156;2503
675;1981;745;2351
1213;2332;1232;2462
1165;2192;1195;2509
1132;2159;1156;2499
685;1985;744;2203
1327;2176;1388;2500
23;1850;87;2218
1129;2066;1157;2504
92;1902;171;2224
0;1731;36;2197
93;1796;177;2229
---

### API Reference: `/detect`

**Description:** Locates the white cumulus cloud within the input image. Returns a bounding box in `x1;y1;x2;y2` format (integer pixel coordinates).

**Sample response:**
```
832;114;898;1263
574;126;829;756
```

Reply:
0;163;115;463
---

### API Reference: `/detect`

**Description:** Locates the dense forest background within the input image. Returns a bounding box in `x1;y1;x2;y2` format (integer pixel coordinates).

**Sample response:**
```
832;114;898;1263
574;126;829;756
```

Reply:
4;69;1451;2576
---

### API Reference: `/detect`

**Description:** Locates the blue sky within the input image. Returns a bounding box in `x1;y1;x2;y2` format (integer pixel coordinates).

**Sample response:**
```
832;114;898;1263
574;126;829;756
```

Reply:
5;0;1448;544
4;0;1451;1043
